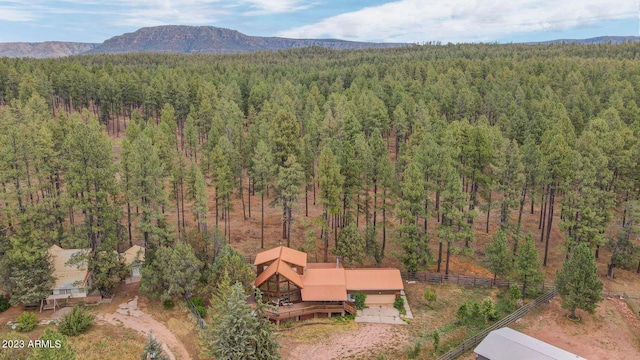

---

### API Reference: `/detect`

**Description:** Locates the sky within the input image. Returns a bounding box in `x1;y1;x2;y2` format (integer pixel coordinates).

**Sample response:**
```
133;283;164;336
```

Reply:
0;0;637;44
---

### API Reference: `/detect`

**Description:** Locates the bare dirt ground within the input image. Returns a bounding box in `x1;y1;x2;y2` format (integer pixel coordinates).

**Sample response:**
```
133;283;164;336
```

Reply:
511;296;640;360
279;322;409;360
96;296;191;360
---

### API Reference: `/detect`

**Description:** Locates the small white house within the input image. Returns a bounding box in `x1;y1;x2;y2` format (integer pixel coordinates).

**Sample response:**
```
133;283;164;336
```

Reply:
474;327;585;360
122;245;145;284
44;245;91;311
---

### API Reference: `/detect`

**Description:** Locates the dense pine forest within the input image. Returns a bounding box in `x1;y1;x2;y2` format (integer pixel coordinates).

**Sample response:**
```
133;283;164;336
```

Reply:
0;42;639;306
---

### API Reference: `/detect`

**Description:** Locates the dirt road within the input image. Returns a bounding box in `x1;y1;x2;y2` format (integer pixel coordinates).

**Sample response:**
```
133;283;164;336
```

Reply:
97;296;191;360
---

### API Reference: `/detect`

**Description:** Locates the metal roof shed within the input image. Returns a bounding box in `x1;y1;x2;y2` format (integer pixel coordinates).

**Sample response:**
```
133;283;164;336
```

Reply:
474;328;585;360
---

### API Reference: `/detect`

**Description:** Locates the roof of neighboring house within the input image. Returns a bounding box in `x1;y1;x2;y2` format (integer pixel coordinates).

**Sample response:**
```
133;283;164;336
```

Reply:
48;245;90;290
474;328;585;360
122;245;145;265
254;246;307;267
344;268;404;291
300;268;347;301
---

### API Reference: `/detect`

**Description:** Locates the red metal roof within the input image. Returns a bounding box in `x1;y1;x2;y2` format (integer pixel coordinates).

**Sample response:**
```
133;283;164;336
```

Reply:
254;246;307;267
344;268;404;291
253;247;403;302
300;268;347;301
254;256;304;289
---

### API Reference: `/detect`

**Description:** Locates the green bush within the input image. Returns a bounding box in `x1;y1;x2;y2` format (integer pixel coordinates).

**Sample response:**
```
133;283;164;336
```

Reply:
394;297;406;315
432;330;440;354
507;285;522;302
162;299;175;310
15;312;38;332
191;297;207;318
424;288;437;306
195;305;206;318
57;305;95;336
456;302;469;321
354;292;367;310
0;294;9;313
191;296;205;307
481;298;498;322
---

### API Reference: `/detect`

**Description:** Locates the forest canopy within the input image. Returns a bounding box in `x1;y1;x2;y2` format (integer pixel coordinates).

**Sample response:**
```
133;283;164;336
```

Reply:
0;42;639;302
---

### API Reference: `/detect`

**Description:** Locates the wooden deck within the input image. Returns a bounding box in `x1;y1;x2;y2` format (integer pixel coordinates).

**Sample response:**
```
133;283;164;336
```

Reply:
264;301;355;324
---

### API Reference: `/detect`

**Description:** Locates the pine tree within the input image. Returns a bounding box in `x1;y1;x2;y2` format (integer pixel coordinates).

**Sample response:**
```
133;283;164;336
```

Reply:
252;289;280;360
128;131;168;249
437;159;475;275
513;234;543;297
555;243;603;319
250;140;274;249
496;139;525;229
206;282;280;360
140;332;168;360
274;156;304;246
63;114;121;253
318;146;344;261
186;163;208;234
486;230;512;284
334;223;365;267
140;243;202;300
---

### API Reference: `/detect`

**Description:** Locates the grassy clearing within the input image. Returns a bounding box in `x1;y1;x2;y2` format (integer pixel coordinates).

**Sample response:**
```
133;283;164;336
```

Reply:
68;323;146;360
404;282;504;359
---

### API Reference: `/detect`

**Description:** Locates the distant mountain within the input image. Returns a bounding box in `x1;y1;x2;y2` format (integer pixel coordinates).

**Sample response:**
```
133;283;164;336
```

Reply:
0;41;99;58
2;27;638;59
84;25;407;55
0;25;407;58
532;36;640;45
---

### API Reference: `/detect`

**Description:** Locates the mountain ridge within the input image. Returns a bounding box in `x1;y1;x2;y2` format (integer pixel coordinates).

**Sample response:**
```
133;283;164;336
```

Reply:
0;26;638;58
0;25;408;58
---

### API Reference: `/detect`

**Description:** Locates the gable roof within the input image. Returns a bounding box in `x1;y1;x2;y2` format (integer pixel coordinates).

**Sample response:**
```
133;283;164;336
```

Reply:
254;246;307;267
48;245;90;290
254;256;304;289
344;268;404;291
253;246;404;302
475;328;585;360
122;245;145;265
300;268;347;301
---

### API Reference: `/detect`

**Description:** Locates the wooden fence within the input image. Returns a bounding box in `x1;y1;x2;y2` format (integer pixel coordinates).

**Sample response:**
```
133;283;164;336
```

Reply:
435;288;558;360
401;272;556;292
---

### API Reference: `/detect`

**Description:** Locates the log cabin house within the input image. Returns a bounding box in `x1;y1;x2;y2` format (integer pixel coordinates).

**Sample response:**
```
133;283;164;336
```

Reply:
254;246;404;324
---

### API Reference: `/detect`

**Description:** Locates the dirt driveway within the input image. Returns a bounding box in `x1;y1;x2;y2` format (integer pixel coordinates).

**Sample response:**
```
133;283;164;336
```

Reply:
281;323;408;360
97;296;191;360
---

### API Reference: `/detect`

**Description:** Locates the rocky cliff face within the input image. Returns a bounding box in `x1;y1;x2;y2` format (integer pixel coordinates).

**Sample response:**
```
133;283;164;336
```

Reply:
0;25;407;58
84;25;408;54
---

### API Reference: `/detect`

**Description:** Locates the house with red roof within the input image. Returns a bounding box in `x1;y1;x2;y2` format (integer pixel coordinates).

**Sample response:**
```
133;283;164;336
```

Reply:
253;246;404;324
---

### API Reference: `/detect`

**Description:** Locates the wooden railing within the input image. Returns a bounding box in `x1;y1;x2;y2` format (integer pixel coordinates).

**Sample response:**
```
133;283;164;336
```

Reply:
344;301;357;315
265;304;345;320
435;289;557;360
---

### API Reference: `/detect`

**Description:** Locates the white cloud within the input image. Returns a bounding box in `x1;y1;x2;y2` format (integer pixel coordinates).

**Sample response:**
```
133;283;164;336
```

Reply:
4;0;229;27
278;0;638;43
241;0;312;15
0;7;38;22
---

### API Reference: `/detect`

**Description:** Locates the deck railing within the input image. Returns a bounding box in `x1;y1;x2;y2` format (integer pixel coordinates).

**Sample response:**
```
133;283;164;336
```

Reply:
265;303;346;321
